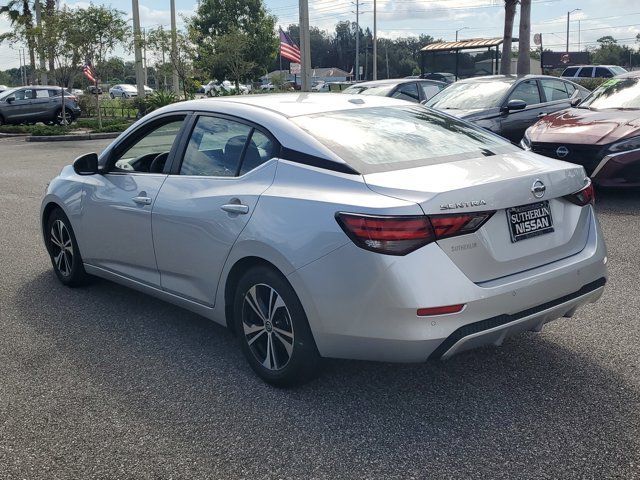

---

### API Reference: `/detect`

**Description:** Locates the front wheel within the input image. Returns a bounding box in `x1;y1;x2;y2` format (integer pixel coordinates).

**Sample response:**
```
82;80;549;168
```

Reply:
233;266;320;386
55;109;73;126
45;209;90;287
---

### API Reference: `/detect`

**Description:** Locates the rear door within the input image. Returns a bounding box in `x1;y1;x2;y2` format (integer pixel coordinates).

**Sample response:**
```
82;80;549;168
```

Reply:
499;79;547;143
577;67;594;79
30;89;52;120
152;115;278;306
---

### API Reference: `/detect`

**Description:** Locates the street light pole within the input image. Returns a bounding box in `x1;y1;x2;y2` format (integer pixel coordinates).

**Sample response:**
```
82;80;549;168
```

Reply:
299;0;311;91
455;26;469;42
131;0;145;97
372;0;377;80
566;8;581;53
355;0;359;81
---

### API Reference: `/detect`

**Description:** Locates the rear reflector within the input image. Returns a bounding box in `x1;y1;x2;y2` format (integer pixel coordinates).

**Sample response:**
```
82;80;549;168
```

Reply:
336;210;495;256
417;304;465;316
563;180;595;206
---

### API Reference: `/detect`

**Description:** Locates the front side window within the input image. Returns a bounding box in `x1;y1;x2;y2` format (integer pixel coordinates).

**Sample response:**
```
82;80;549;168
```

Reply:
292;105;517;174
508;80;541;105
180;116;253;177
112;117;185;173
595;67;613;78
13;89;28;101
540;79;570;102
562;67;578;77
238;130;276;176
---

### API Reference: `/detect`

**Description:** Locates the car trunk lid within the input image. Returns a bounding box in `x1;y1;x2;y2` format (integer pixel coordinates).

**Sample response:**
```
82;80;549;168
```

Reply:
363;150;591;283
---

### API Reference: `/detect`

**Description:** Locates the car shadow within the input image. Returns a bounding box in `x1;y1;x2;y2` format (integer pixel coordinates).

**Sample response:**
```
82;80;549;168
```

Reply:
13;271;640;477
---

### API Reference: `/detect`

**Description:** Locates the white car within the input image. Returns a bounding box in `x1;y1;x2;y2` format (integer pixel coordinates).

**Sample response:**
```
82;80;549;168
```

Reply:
260;83;275;91
40;94;607;385
0;84;10;93
109;84;138;99
561;65;627;79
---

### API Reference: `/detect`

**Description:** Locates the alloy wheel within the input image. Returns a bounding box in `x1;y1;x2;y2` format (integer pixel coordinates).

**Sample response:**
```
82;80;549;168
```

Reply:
50;219;73;277
56;110;71;126
242;283;295;371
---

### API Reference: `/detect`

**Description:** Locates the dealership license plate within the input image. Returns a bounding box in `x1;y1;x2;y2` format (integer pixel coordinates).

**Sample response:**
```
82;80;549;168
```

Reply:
506;201;554;242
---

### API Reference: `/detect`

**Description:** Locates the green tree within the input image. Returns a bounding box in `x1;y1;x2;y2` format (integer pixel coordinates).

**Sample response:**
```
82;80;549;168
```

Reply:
210;29;256;89
1;0;37;83
189;0;277;81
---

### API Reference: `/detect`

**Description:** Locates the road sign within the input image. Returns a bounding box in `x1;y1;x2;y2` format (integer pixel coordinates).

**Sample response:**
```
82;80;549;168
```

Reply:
290;62;301;75
534;33;542;46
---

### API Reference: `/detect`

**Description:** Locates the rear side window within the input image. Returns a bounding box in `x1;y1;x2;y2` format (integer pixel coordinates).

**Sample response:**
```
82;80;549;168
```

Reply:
508;80;541;105
392;83;420;102
35;90;49;98
595;67;613;78
292;106;517;174
578;67;593;78
238;130;276;176
180;116;252;177
562;67;578;77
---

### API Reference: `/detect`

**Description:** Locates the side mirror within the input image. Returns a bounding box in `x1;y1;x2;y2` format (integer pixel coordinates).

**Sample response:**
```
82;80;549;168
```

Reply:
6;96;15;104
502;99;527;113
73;152;99;175
570;96;582;107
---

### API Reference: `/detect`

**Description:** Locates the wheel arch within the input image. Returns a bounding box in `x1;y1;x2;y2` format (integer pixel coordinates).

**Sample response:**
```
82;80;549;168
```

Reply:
41;201;65;252
223;256;287;333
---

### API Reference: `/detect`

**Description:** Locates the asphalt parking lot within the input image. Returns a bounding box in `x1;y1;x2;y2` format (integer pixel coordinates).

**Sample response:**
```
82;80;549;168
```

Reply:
1;137;639;479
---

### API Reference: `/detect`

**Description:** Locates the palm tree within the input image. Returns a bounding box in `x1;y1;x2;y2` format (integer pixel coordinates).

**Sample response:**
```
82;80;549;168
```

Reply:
500;0;518;74
1;0;37;83
517;0;531;74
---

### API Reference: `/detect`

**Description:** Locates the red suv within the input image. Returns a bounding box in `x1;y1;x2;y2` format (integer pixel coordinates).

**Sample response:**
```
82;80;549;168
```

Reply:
522;71;640;187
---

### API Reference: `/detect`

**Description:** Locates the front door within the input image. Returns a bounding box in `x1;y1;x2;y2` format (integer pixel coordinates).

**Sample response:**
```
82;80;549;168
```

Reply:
3;88;34;122
152;115;278;306
80;115;187;286
500;79;547;143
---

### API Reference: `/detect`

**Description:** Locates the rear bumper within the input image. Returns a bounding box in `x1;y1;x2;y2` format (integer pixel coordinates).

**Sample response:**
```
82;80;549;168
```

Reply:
288;206;607;363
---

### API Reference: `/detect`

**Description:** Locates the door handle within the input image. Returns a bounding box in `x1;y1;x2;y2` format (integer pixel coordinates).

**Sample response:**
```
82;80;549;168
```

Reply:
221;203;249;214
132;196;152;205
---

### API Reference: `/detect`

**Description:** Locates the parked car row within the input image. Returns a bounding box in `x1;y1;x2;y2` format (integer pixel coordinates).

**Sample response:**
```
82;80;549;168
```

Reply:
200;80;250;96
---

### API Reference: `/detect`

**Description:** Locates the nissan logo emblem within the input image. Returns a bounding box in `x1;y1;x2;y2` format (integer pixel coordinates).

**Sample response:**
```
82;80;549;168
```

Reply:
556;146;569;158
532;180;546;199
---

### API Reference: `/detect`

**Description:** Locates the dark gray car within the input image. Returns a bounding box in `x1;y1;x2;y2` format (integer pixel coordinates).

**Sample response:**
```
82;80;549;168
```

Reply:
0;86;81;126
425;75;590;143
342;78;447;103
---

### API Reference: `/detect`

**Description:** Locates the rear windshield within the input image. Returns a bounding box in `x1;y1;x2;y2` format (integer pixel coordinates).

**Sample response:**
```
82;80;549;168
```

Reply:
343;84;395;96
292;105;517;174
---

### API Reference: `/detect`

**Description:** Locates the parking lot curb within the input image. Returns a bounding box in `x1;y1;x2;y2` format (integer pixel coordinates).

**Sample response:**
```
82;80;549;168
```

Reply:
0;132;30;138
25;132;122;143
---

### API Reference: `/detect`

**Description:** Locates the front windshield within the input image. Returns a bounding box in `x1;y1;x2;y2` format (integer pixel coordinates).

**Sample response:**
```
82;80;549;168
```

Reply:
343;84;395;96
426;80;512;110
580;78;640;110
0;88;18;100
292;105;517;174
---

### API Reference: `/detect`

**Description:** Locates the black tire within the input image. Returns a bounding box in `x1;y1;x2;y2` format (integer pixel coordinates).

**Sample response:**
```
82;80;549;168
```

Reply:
233;265;320;386
45;208;90;287
110;93;115;99
0;115;4;126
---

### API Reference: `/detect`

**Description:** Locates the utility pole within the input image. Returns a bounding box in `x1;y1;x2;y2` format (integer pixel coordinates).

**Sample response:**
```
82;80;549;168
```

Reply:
19;51;24;85
34;0;47;85
354;0;360;81
385;44;389;79
299;0;311;91
170;0;180;96
372;0;377;80
455;27;469;42
23;49;28;85
131;0;145;97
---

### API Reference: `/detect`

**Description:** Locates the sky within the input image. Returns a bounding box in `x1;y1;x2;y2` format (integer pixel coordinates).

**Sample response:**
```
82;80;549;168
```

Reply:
1;0;639;70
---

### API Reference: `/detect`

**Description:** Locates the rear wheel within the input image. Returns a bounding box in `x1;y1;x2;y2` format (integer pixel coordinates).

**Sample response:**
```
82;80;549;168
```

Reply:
45;208;89;287
233;266;320;386
54;109;74;126
110;92;115;99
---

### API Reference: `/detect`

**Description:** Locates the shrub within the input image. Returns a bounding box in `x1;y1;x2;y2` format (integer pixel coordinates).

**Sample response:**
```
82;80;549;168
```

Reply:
0;125;31;134
571;78;608;91
29;125;72;136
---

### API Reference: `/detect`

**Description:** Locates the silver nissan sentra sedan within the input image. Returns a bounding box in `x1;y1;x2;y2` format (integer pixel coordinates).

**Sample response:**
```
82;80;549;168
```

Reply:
41;94;607;385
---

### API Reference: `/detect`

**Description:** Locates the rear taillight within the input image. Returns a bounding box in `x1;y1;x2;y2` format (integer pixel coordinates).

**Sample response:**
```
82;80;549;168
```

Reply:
336;211;495;256
564;180;595;206
336;213;433;255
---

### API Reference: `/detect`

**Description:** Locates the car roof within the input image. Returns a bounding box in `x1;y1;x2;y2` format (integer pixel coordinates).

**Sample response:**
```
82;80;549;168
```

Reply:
457;74;580;84
164;93;411;118
351;78;444;87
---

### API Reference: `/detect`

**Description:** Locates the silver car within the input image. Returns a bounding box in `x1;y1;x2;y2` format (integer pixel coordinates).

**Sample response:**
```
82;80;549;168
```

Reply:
41;94;607;385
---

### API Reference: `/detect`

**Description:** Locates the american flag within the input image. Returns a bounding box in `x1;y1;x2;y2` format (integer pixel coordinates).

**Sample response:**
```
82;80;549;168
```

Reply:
279;27;301;64
82;64;97;83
